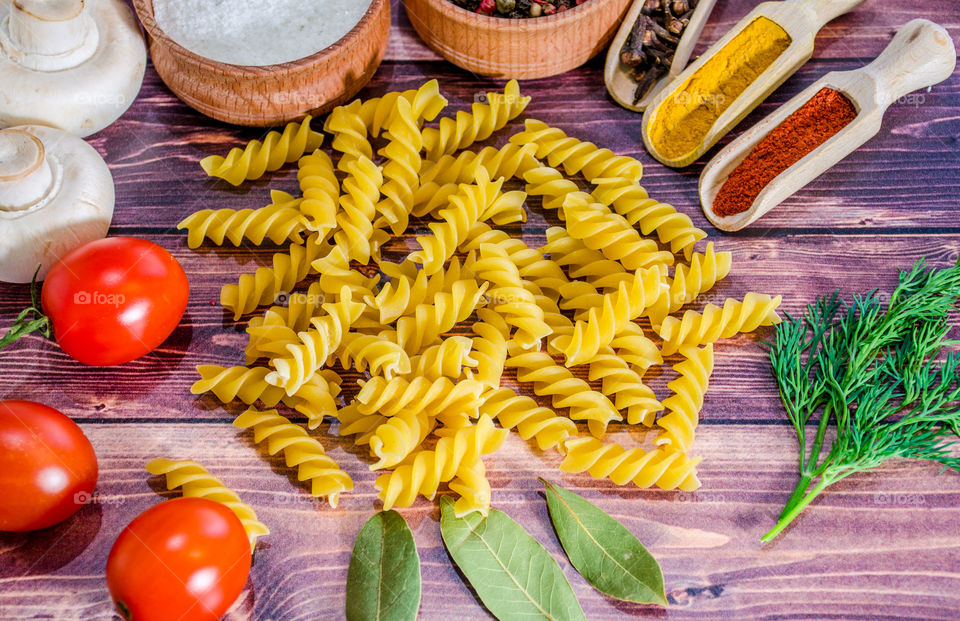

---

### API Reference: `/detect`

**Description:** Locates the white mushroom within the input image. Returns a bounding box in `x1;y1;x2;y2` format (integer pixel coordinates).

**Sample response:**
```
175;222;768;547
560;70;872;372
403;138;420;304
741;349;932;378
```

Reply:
0;125;114;283
0;0;146;137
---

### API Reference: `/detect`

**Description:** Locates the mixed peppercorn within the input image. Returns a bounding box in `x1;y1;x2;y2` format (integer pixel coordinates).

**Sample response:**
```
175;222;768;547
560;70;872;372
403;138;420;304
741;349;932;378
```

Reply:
450;0;590;18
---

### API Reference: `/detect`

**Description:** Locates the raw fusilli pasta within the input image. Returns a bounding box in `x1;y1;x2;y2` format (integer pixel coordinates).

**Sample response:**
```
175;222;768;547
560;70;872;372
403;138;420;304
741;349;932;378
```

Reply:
587;348;663;426
470;310;510;388
419;143;539;188
522;165;592;212
658;293;783;356
394;279;488;354
146;458;269;551
297;149;339;235
644;242;733;329
561;437;701;491
336;331;411;379
178;190;307;249
333;155;384;265
376;97;423;235
192;365;288;408
355;376;485;419
234;408;353;507
510;119;643;182
369;410;435;470
655;344;714;452
367;258;472;323
201;116;324;186
449;457;491;517
480;386;577;451
408;336;478;381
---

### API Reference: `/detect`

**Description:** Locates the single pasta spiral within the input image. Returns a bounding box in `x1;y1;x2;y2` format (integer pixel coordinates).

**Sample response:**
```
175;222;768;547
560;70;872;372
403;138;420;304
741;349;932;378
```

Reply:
470;311;510;388
394;280;488;354
408;336;478;381
201;116;324;186
221;233;331;320
312;245;381;300
471;243;552;350
480;386;577;451
510;119;643;182
658;293;783;356
376;97;423;235
369;410;435;470
233;408;353;507
655;344;714;452
552;265;667;366
297;149;339;235
420;142;539;188
542;227;632;293
268;288;366;395
336;331;411;379
358;79;448;138
562;194;674;271
323;99;373;172
506;345;622;438
367;258;472;323
333;155;384;265
422;80;530;159
644;243;733;329
561;437;701;491
375;415;508;509
449;457;491;517
245;310;301;363
177;190;307;249
591;177;707;260
522;165;592;212
608;322;663;374
290;370;343;429
146;458;269;551
355;376;485;419
587;348;663;426
192;365;288;408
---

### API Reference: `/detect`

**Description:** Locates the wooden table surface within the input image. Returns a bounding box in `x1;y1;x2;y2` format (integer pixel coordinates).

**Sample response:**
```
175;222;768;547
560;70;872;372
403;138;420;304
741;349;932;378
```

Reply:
2;1;960;619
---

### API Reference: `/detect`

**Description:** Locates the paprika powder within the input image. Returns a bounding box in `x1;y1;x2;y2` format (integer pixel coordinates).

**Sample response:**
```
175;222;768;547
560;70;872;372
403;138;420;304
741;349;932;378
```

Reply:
713;87;858;218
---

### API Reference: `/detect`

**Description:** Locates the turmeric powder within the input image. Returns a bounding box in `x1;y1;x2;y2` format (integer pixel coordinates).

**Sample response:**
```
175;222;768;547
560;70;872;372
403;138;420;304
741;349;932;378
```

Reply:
648;16;792;161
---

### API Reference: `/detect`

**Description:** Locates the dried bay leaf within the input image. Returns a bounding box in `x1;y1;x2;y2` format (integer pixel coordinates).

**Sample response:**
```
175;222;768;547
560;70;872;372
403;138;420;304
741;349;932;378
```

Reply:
439;495;585;621
346;510;421;621
541;478;667;605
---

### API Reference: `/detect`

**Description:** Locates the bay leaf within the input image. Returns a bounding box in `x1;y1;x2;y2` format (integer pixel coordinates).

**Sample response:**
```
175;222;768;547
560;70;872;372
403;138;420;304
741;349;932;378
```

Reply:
541;478;667;605
346;510;421;621
439;495;586;621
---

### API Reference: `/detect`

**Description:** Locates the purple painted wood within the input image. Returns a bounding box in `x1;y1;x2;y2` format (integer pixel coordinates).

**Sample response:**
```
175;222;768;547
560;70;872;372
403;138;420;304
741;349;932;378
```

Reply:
1;1;960;619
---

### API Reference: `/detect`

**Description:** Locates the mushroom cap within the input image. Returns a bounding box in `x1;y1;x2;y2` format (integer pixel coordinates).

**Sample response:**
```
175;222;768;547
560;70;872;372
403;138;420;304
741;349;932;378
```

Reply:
0;0;147;137
0;125;115;283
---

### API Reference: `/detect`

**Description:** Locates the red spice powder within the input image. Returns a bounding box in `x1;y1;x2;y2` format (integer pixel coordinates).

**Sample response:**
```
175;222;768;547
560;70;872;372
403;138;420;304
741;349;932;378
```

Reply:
713;87;858;218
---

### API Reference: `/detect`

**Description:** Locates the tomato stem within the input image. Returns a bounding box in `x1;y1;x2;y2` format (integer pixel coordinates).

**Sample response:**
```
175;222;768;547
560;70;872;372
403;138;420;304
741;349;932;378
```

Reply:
0;266;51;350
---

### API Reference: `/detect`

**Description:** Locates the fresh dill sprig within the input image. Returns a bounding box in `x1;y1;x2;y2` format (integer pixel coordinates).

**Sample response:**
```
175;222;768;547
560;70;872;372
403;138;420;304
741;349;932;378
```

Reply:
763;258;960;542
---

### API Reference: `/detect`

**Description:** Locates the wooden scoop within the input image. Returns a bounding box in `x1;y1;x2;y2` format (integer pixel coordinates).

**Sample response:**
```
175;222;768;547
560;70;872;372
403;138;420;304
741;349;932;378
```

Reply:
641;0;866;168
700;19;957;232
604;0;718;112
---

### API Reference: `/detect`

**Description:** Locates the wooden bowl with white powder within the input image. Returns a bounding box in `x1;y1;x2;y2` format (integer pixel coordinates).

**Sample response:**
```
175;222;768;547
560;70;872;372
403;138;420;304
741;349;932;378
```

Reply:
133;0;390;126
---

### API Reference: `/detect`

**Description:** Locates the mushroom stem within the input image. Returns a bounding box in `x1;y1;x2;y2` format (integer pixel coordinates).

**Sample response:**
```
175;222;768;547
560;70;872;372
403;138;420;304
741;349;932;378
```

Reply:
0;128;53;211
6;0;99;71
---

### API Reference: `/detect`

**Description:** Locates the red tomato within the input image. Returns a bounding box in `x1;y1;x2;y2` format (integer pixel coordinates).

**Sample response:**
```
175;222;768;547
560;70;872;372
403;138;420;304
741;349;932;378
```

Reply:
41;237;189;366
0;401;98;532
106;497;252;621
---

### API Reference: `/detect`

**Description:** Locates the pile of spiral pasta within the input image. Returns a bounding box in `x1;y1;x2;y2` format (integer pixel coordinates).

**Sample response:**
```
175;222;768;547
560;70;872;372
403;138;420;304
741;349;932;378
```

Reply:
178;79;783;520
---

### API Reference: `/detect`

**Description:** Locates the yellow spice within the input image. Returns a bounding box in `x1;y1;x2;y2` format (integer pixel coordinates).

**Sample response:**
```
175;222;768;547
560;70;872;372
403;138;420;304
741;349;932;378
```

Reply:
648;16;792;161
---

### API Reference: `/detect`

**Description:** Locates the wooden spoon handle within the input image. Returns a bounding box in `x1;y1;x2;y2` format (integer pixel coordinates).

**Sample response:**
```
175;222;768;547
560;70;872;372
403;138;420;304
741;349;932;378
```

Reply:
787;0;865;30
863;19;957;108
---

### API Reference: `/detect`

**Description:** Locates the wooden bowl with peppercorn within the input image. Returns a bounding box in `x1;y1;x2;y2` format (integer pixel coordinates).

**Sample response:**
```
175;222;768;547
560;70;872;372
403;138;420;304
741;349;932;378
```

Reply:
404;0;631;80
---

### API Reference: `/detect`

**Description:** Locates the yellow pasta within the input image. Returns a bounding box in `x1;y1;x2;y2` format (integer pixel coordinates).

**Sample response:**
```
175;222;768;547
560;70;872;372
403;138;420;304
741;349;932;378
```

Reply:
375;415;508;509
658;293;783;356
419;143;540;188
644;242;733;329
358;79;448;138
608;322;663;374
336;331;411;379
506;344;622;438
369;410;435;470
551;265;667;366
408;336;478;381
337;403;386;446
146;458;269;551
201;116;324;186
510;119;643;183
367;257;472;324
561;437;701;491
355;376;485;419
480;386;577;452
267;288;366;395
587;348;663;427
191;365;289;408
312;245;381;301
177;190;307;249
376;97;423;235
245;283;327;363
290;370;343;429
449;457;492;517
655;344;714;452
323;99;373;173
522;165;592;212
297;149;339;235
333;155;385;265
542;227;633;294
394;279;488;354
591;177;707;260
470;310;510;389
221;233;331;320
422;80;530;159
234;408;353;507
562;194;674;271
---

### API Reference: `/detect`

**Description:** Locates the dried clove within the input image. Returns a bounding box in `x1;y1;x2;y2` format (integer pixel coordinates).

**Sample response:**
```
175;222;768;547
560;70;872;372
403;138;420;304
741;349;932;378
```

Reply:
618;0;698;104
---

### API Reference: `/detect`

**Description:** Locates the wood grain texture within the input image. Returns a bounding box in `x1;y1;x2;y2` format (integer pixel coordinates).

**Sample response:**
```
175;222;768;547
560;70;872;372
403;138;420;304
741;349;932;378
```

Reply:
1;0;959;619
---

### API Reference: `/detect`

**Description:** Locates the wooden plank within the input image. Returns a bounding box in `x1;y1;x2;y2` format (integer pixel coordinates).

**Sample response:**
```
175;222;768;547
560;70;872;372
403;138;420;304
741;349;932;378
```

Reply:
2;233;956;423
1;424;958;620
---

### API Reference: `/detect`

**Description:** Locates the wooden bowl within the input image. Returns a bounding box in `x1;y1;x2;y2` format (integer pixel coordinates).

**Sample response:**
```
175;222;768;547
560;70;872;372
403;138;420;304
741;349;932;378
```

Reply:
132;0;390;126
404;0;631;80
